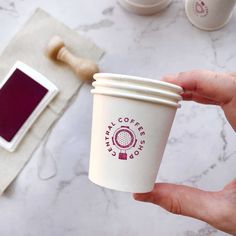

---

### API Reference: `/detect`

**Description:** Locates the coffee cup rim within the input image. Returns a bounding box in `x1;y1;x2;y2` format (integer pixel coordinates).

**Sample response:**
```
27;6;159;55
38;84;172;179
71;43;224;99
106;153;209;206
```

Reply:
93;73;183;94
91;88;181;108
92;80;182;101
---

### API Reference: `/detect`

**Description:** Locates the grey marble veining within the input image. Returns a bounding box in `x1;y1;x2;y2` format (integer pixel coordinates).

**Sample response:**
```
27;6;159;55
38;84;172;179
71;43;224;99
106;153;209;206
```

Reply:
0;0;235;235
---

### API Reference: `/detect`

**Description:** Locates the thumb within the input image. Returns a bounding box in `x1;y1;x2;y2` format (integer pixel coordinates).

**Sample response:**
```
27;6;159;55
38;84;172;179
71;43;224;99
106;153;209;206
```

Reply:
133;183;219;223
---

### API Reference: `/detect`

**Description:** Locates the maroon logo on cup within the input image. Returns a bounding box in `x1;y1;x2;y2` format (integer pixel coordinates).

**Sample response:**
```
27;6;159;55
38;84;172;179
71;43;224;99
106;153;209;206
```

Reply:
112;126;137;160
105;117;146;160
193;0;208;17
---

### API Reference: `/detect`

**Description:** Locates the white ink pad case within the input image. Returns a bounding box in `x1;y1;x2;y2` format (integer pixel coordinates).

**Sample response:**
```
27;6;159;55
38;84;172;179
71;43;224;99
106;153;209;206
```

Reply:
0;61;59;152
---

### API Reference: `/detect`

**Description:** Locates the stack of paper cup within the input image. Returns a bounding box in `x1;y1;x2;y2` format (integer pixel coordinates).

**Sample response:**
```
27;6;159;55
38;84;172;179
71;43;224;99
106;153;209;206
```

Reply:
118;0;172;15
185;0;236;31
89;73;183;193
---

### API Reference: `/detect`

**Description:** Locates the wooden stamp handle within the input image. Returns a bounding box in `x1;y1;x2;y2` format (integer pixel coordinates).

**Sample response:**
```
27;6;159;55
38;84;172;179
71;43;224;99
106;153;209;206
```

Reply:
46;35;99;82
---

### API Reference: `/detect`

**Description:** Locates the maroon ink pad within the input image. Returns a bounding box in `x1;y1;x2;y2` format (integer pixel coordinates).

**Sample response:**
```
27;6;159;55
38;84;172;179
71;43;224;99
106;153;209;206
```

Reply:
0;61;58;152
0;69;48;142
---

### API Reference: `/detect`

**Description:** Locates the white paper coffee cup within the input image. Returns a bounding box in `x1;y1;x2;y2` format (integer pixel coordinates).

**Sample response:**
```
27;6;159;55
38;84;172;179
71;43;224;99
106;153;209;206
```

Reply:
118;0;172;15
185;0;236;31
89;73;183;193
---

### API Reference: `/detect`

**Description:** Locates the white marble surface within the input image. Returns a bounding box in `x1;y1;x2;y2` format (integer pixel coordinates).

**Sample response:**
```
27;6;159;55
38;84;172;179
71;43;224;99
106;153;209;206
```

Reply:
0;0;236;235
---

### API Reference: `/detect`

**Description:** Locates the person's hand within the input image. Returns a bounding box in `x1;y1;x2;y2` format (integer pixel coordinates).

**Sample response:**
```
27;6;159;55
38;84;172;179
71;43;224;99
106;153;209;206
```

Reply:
165;70;236;131
133;70;236;235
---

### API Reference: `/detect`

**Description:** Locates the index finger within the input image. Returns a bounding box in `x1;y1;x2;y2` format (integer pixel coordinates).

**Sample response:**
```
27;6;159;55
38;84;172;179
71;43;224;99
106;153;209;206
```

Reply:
163;70;236;105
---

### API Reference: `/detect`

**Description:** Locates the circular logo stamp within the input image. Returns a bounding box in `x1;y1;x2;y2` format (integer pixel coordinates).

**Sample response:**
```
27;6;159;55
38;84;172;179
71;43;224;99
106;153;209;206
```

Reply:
104;117;146;160
193;0;208;17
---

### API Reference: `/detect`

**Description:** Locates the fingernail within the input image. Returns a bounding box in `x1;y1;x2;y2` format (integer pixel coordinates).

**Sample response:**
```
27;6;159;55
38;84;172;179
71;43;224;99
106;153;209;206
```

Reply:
133;193;150;202
162;74;178;82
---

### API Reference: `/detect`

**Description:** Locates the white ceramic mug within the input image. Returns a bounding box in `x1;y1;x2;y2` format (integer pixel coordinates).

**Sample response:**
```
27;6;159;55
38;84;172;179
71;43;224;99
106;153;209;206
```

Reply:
89;73;183;193
118;0;172;15
185;0;236;31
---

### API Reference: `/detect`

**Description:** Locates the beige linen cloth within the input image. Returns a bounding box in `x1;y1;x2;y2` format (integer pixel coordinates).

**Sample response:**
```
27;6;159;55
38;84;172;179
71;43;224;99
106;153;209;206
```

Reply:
0;8;104;195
